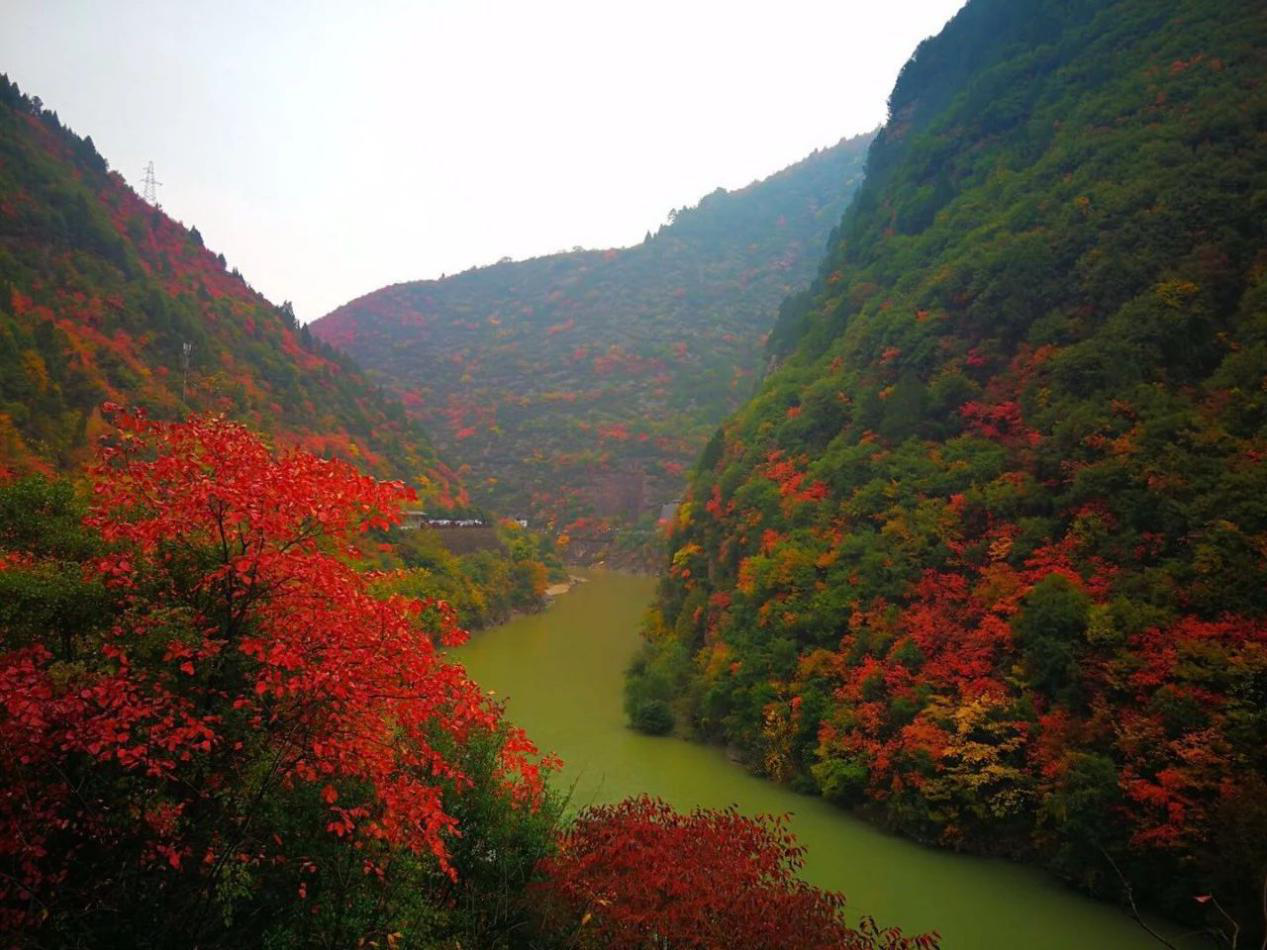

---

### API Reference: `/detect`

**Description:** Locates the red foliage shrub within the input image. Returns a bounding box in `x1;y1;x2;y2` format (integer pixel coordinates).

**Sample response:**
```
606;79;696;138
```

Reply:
534;795;938;949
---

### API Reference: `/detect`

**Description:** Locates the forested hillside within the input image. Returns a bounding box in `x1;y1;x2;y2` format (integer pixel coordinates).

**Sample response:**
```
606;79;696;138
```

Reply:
313;132;872;553
0;76;464;504
634;0;1267;936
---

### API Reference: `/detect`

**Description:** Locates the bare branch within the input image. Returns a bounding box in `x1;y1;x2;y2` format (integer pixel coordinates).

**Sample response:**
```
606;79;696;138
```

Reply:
1099;846;1179;949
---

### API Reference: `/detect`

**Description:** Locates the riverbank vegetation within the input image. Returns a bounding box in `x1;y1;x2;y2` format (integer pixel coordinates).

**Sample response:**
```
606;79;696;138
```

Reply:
535;795;936;950
0;411;932;948
374;515;565;631
633;0;1267;942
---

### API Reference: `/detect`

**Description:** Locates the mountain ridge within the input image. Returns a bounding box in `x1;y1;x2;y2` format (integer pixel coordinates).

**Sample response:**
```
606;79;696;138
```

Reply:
0;75;466;505
633;0;1267;935
312;130;875;553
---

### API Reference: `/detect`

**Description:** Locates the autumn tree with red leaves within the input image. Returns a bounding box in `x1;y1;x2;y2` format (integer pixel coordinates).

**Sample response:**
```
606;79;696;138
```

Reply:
0;408;556;947
534;795;937;950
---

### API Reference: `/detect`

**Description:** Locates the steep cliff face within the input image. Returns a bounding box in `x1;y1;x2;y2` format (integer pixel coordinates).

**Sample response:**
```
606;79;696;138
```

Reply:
312;132;873;547
0;77;464;503
636;0;1267;931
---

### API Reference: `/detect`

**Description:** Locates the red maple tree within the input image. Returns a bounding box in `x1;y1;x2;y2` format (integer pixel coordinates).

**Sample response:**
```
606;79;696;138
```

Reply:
0;407;552;940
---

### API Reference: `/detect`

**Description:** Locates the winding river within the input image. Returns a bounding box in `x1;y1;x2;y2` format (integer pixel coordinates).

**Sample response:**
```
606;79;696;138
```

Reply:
455;571;1178;949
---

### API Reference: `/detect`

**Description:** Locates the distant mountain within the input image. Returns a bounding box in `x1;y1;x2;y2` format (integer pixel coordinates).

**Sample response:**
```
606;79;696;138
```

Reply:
312;132;873;550
634;0;1267;935
0;76;465;505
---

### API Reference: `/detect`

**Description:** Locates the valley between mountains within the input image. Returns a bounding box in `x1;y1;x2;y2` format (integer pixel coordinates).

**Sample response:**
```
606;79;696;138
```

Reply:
3;0;1266;946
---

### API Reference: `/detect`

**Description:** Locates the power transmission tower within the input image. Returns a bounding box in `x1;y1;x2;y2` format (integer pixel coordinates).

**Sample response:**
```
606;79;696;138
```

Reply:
181;341;192;404
141;161;162;207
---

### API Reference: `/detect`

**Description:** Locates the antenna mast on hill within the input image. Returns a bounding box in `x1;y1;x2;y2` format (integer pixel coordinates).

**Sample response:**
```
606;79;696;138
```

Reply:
141;161;162;207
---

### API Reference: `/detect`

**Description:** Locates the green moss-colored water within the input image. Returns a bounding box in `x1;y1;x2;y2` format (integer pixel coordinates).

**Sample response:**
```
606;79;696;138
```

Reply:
454;571;1173;949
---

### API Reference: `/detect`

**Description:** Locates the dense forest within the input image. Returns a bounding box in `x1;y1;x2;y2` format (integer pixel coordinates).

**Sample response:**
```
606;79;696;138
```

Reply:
0;75;463;503
632;0;1267;939
0;412;930;949
312;133;872;558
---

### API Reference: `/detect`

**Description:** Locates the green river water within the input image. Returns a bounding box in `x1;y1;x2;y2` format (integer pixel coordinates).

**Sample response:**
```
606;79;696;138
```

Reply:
454;571;1180;949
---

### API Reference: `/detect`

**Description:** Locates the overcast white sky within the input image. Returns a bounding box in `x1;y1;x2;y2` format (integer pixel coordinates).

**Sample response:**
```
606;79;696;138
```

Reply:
1;0;965;321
